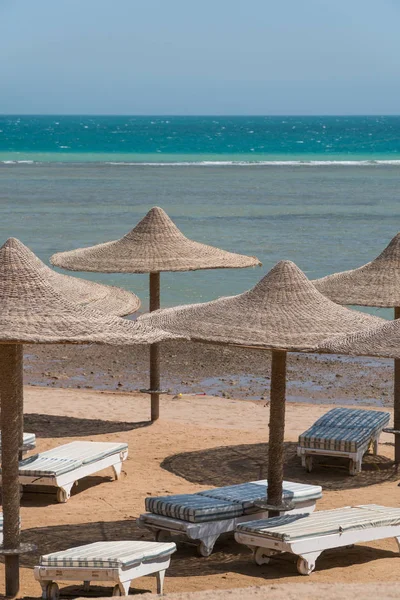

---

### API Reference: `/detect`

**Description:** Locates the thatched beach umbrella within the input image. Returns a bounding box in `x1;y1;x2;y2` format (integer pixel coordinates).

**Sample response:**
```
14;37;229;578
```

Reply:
0;238;182;597
314;233;400;461
50;207;261;421
12;239;140;316
138;260;384;515
318;318;400;360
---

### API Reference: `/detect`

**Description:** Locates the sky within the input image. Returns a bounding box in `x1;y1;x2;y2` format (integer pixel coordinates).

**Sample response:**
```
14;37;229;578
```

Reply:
1;0;400;115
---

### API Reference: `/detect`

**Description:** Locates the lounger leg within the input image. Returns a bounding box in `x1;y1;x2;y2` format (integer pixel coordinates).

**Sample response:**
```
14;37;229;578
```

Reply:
253;547;280;566
83;580;90;592
395;536;400;552
56;482;73;503
38;579;52;599
156;569;166;594
155;530;170;542
305;456;313;473
113;580;130;596
349;458;361;476
112;461;123;480
296;551;321;575
197;535;219;557
373;437;379;455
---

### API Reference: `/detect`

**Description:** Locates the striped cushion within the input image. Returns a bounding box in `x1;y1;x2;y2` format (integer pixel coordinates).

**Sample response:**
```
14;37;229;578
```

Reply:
299;426;374;453
22;433;36;448
200;480;322;510
146;481;322;522
17;441;127;477
18;456;82;477
236;504;400;541
0;432;36;449
37;441;128;465
145;494;244;523
40;540;176;569
299;408;390;452
311;408;390;431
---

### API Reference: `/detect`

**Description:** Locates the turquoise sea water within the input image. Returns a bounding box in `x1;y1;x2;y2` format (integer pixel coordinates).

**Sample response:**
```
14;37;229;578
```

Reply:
1;115;400;315
2;115;400;164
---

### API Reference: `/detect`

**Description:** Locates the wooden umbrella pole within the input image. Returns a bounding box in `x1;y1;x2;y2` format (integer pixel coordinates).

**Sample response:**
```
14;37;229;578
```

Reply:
267;349;287;518
394;307;400;464
150;272;161;422
0;344;23;597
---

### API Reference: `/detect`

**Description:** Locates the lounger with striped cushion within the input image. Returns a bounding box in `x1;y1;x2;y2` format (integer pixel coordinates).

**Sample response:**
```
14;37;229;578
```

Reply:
0;432;36;455
3;441;128;503
34;540;176;598
138;480;322;556
297;407;390;475
234;504;400;575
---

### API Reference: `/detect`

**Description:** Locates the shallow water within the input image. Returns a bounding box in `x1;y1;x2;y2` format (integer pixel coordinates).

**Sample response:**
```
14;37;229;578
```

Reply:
1;161;399;316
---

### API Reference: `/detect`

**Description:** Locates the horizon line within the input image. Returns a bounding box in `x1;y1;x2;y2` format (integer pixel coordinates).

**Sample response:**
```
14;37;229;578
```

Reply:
1;113;400;118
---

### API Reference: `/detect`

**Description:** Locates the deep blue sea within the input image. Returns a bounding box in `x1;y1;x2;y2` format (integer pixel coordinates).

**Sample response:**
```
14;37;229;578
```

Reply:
1;115;400;315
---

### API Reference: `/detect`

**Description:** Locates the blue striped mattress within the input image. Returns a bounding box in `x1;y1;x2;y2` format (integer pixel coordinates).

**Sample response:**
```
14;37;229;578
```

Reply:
145;480;322;523
17;441;128;478
39;540;176;569
0;432;36;449
299;408;390;452
236;504;400;541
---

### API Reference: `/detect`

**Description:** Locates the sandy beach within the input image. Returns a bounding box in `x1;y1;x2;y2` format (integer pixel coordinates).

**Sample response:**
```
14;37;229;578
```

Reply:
4;383;400;599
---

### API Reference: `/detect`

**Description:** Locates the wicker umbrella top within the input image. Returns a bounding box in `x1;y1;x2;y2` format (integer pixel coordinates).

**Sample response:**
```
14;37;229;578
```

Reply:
0;238;182;345
17;239;140;316
313;233;400;307
50;206;261;273
138;260;384;352
318;318;400;359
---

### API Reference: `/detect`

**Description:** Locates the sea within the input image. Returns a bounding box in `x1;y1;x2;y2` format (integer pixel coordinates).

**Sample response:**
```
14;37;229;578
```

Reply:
1;115;400;317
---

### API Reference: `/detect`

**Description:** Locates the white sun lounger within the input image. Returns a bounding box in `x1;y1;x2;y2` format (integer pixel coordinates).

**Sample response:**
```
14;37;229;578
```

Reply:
34;540;176;598
0;432;36;455
138;480;322;556
234;504;400;575
3;441;128;503
297;407;390;475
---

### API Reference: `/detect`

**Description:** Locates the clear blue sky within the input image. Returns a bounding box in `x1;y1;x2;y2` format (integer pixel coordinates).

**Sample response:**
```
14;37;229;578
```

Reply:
1;0;400;115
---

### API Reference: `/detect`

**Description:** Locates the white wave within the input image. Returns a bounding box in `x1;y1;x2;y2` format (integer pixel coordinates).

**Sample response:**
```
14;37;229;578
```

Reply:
2;159;400;167
104;159;400;167
1;160;34;164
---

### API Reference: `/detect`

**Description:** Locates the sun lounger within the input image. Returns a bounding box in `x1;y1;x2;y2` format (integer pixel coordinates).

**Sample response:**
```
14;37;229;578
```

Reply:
235;504;400;575
34;540;176;598
138;480;322;556
297;407;390;475
4;441;128;503
0;432;36;455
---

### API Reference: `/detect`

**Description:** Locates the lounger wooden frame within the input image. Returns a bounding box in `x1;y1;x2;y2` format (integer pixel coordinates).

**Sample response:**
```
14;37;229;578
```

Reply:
235;518;400;575
297;434;380;476
16;449;128;503
34;554;171;598
138;497;317;557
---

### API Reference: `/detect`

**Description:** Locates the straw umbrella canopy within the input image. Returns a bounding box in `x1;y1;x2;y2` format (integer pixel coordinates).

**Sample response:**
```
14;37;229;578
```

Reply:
318;318;400;359
50;206;261;421
138;260;384;515
0;238;183;598
11;239;140;316
313;233;400;462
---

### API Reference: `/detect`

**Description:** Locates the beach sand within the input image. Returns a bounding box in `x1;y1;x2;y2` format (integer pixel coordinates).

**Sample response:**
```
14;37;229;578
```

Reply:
3;385;400;599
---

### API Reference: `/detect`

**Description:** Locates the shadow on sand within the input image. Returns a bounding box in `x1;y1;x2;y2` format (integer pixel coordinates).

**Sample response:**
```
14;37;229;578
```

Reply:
16;518;399;598
24;413;150;438
161;441;399;491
